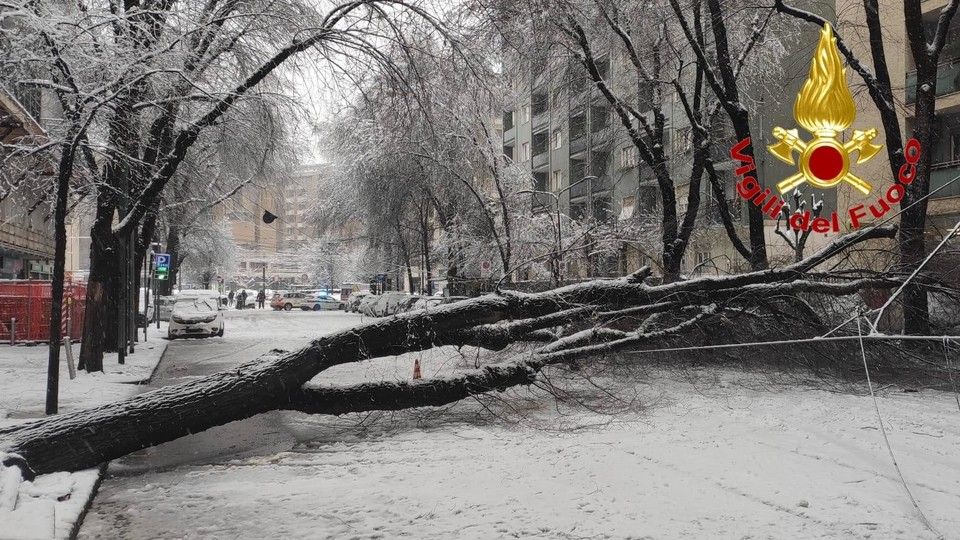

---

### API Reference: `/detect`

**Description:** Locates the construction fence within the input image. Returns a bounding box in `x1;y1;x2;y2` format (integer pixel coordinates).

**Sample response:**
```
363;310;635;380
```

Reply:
0;280;87;344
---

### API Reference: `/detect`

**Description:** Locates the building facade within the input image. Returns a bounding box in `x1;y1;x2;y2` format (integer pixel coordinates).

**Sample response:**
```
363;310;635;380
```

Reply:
0;87;55;279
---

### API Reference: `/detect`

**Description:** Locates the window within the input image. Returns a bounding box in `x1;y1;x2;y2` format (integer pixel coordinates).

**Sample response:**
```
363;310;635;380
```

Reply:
551;170;563;192
591;104;610;132
619;146;639;169
593;195;612;223
951;132;960;163
503;145;514;161
619;196;636;220
534;171;548;191
638;186;658;213
570;110;587;140
520;142;530;162
532;90;549;116
553;129;563;150
532;131;549;156
503;110;514;130
521;104;531;123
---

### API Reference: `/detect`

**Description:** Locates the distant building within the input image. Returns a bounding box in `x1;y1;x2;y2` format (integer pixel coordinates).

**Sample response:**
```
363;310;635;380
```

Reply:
279;164;327;250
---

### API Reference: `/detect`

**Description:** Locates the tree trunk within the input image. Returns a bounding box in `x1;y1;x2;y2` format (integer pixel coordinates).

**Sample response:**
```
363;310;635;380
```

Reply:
162;225;180;297
78;203;119;372
46;134;78;414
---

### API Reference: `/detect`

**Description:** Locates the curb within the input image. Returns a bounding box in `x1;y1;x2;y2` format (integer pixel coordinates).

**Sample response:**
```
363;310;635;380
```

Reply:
67;463;107;540
136;341;170;385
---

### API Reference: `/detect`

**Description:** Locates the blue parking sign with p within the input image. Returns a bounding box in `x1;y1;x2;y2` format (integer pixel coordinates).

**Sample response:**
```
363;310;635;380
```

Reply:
155;253;170;279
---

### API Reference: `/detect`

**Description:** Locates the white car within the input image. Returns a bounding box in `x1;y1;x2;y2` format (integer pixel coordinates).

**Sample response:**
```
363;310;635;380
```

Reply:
168;296;224;339
302;293;342;311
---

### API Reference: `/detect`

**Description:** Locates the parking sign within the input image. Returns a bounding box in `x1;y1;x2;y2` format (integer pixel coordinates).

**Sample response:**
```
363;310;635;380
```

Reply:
154;253;170;280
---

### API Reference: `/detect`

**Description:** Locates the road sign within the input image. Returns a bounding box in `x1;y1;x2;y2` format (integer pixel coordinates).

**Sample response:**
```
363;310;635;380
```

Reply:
154;253;170;280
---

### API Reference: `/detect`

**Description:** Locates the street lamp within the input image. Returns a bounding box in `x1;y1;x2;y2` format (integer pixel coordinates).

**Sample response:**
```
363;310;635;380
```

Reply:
519;175;595;286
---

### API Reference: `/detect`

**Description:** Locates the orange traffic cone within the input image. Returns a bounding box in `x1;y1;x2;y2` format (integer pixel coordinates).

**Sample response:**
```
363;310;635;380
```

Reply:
413;358;422;380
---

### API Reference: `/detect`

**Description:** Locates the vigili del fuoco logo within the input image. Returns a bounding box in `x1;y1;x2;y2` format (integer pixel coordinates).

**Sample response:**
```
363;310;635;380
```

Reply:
729;23;921;233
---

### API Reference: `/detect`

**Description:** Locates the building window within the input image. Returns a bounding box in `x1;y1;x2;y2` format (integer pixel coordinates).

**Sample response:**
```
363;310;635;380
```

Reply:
532;131;549;156
521;104;530;123
551;170;563;192
503;145;514;161
503;110;514;130
619;196;636;220
553;129;563;150
951;132;960;164
593;195;612;223
520;142;530;162
532;90;549;116
619;146;639;169
534;171;548;191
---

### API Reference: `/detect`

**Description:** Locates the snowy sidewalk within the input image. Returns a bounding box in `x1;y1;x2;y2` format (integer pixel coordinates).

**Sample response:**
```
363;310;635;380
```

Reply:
0;328;169;539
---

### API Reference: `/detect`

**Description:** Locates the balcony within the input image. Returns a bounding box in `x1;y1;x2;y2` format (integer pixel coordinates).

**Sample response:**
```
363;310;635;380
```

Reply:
592;175;612;193
503;126;516;144
532;112;549;131
906;58;960;103
931;162;960;199
532;152;549;170
570;178;590;199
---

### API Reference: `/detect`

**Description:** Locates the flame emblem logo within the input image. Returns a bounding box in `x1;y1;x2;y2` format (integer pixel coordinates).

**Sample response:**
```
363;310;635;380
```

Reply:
768;23;882;195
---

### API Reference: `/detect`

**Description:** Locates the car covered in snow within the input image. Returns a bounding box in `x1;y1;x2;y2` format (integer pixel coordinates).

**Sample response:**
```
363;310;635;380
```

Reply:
168;295;224;339
358;294;380;316
344;291;369;312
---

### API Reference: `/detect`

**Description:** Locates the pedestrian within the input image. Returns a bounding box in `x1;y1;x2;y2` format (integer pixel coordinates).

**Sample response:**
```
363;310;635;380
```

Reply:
237;290;245;310
228;290;235;306
257;289;266;309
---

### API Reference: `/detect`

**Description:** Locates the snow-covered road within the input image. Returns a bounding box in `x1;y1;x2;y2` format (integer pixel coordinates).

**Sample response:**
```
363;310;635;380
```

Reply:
77;310;960;539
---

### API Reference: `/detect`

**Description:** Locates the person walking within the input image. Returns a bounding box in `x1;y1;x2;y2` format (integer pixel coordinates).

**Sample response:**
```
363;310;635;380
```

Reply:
257;289;266;309
228;290;235;307
237;290;246;310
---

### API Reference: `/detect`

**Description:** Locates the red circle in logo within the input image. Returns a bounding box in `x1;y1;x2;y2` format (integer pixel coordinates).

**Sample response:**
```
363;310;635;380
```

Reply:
808;145;844;181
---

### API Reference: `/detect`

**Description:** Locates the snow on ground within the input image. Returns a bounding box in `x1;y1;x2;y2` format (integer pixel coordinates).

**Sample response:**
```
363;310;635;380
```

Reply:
0;325;169;539
74;311;960;539
0;326;168;426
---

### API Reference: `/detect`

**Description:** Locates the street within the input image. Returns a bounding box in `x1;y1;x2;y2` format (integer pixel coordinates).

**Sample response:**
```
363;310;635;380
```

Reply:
78;309;364;537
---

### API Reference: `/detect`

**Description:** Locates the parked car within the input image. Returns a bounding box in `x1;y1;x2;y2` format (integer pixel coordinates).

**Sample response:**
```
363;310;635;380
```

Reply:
344;291;369;312
272;291;308;311
168;295;224;339
358;294;380;316
302;293;342;311
409;296;442;311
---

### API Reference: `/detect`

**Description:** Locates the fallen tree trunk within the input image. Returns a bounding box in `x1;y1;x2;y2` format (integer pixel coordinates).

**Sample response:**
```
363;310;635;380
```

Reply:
0;226;897;476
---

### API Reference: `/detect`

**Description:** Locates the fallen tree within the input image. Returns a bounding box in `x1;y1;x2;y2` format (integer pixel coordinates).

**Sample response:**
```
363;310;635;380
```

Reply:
0;226;903;477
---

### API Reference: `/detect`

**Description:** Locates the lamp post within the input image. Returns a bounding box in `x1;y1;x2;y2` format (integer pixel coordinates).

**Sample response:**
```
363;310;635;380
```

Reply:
519;175;595;286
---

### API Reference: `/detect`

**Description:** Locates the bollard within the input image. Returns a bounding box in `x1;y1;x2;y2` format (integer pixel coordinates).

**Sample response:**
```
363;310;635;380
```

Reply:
9;318;15;346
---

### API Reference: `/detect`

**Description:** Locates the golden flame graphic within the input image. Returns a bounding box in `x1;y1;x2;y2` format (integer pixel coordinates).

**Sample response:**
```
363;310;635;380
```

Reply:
794;23;855;135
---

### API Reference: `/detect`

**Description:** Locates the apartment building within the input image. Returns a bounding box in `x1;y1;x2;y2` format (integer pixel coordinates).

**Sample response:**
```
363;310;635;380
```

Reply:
500;2;960;279
280;164;326;250
0;87;55;279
